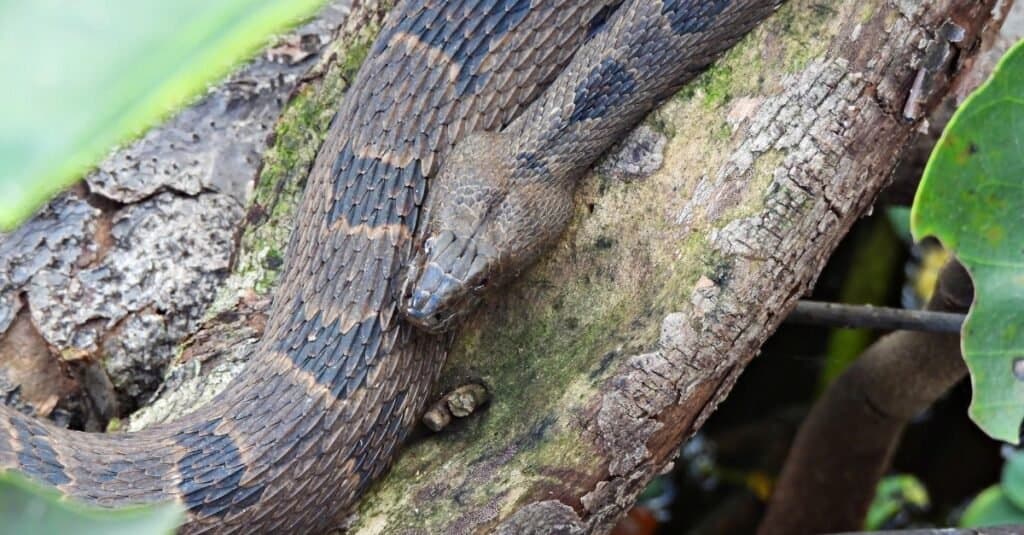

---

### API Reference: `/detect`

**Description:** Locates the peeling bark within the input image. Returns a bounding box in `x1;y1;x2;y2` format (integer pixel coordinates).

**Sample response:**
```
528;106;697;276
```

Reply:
348;1;1004;532
0;2;351;425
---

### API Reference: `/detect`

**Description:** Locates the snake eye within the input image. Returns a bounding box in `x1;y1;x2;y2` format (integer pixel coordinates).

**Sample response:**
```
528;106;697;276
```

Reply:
473;278;489;293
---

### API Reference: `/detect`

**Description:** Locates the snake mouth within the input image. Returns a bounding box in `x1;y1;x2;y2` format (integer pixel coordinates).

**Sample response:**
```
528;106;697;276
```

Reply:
402;264;471;333
401;231;494;334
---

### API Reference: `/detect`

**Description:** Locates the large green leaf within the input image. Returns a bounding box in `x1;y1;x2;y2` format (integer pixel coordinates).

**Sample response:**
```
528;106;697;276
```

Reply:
0;0;326;230
912;40;1024;444
0;470;183;535
1003;449;1024;510
961;485;1024;528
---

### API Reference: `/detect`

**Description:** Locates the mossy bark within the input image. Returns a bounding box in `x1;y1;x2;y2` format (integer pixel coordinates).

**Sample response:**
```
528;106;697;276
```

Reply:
137;0;1003;532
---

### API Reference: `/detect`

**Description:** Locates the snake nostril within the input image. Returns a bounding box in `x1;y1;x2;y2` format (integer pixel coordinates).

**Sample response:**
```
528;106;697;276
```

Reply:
409;290;430;311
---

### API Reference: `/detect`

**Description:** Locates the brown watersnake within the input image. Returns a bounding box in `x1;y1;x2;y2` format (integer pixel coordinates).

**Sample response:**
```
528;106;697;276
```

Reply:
0;1;783;532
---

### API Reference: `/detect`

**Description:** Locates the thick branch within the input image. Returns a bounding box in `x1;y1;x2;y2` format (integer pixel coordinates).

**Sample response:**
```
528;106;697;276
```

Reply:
3;0;997;532
759;261;974;535
348;1;1002;532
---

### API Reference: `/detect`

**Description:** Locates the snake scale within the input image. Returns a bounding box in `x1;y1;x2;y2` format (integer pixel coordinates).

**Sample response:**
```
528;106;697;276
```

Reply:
0;1;781;532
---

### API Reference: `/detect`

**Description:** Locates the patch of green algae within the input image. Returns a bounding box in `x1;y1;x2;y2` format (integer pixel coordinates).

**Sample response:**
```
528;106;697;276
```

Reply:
675;30;762;110
203;8;392;319
671;0;849;113
181;0;868;529
237;34;376;294
774;3;840;73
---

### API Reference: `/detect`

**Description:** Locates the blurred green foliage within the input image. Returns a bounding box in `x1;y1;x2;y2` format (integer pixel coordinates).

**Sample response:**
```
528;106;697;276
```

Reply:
961;449;1024;527
0;0;327;230
0;470;183;535
819;215;902;389
864;474;929;530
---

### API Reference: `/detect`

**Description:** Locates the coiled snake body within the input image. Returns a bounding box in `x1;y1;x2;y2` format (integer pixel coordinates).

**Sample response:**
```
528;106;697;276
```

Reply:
0;1;781;532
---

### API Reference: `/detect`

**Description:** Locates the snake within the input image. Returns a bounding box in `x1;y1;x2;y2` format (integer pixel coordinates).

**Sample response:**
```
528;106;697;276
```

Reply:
0;1;782;532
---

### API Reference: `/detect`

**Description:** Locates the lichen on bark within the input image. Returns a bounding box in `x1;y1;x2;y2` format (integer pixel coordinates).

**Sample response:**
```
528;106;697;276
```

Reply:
341;0;1000;532
128;1;397;428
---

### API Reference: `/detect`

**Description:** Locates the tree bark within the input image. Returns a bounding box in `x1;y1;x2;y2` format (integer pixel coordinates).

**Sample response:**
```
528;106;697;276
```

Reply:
0;0;1007;533
0;1;352;429
334;1;1002;532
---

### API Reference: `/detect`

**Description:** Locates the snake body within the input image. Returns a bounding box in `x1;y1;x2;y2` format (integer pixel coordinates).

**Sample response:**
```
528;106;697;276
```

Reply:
0;1;780;532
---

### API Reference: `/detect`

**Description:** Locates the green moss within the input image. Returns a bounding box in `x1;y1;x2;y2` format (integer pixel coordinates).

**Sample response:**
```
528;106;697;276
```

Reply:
105;417;122;433
858;3;876;24
223;17;388;298
237;89;325;293
678;41;752;110
699;62;737;108
645;111;677;139
340;39;371;81
674;11;774;111
266;1;874;531
678;0;847;105
775;2;841;73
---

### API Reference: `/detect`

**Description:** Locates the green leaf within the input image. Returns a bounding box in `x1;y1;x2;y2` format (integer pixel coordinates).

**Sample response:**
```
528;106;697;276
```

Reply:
1002;449;1024;509
0;470;184;535
911;40;1024;444
864;474;929;530
961;485;1024;528
0;0;327;230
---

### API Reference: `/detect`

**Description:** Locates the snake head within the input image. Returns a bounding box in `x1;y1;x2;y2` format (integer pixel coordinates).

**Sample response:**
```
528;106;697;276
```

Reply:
402;132;573;333
402;229;498;333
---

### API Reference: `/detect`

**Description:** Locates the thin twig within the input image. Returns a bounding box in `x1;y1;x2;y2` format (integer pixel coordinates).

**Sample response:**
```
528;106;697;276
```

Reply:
787;300;965;333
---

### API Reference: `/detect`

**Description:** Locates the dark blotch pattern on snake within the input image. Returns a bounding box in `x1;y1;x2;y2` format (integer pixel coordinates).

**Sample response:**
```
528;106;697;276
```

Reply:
403;0;783;332
0;1;782;532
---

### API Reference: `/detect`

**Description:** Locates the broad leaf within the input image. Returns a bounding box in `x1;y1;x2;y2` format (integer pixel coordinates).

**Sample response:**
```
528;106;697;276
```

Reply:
1003;449;1024;510
961;486;1024;528
0;0;326;230
0;470;184;534
912;40;1024;444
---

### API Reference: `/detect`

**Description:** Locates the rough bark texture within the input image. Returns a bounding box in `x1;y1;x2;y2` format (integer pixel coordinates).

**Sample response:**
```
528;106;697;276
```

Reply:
0;1;351;429
0;0;1008;533
348;1;1001;532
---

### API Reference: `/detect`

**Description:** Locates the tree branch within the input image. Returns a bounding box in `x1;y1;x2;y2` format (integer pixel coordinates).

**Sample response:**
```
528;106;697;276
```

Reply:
759;261;975;535
1;0;1001;532
347;1;1002;531
787;301;965;333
